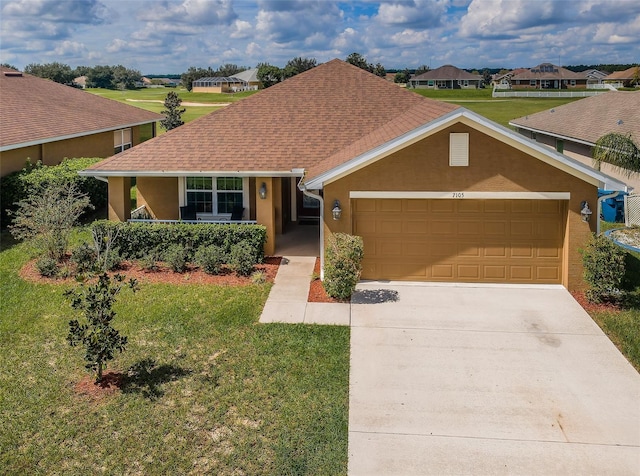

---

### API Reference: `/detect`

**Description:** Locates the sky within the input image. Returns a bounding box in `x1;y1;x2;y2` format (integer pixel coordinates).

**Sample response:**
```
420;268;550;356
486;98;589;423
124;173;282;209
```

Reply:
1;0;639;74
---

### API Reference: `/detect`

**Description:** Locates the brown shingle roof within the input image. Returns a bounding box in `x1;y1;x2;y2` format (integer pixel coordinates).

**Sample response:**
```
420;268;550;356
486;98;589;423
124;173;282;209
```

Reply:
510;63;584;81
605;66;639;81
86;59;459;179
510;91;640;144
1;67;161;149
412;65;481;81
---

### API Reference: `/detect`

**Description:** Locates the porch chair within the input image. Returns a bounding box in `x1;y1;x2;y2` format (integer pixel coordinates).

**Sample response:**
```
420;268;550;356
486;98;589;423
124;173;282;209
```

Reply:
230;205;244;221
180;204;197;221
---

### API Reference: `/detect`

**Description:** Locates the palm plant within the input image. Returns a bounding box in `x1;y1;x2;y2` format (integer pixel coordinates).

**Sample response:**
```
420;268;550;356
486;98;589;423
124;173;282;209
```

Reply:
592;132;640;177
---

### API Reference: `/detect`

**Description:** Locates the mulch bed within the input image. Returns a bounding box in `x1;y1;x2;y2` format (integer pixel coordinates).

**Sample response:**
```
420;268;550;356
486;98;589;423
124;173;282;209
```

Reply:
570;291;621;314
20;256;282;286
74;372;124;401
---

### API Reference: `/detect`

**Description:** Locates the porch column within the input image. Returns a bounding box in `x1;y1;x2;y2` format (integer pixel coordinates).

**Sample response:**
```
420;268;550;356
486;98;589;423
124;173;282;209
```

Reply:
273;177;283;235
108;177;131;222
256;177;276;256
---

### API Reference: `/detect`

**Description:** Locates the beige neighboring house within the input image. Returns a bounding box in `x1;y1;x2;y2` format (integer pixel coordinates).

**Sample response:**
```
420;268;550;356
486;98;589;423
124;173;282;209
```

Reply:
410;65;482;89
510;63;588;89
81;59;626;291
0;67;162;177
192;69;259;93
603;66;640;88
510;91;640;190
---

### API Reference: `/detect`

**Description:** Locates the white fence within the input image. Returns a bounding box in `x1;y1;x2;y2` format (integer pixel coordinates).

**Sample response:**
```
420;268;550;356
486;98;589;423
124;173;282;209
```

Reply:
492;89;607;98
625;194;640;227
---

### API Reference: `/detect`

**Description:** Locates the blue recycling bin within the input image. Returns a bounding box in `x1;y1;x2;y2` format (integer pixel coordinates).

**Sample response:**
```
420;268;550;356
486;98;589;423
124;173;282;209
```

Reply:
598;190;628;222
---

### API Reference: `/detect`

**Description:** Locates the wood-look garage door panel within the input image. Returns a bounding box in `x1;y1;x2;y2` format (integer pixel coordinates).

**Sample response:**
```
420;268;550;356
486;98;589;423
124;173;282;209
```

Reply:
355;199;564;284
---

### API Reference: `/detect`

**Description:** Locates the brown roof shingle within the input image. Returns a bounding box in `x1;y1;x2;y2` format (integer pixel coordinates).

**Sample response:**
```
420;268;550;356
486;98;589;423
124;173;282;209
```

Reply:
1;67;161;149
412;65;481;81
87;59;459;179
510;91;640;145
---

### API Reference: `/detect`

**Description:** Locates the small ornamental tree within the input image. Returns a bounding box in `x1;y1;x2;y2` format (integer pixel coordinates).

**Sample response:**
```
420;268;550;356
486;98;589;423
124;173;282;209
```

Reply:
160;91;185;131
66;273;139;383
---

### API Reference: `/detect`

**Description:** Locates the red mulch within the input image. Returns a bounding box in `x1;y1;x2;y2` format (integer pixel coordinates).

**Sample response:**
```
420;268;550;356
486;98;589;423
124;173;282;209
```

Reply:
307;257;348;303
20;256;282;286
74;372;124;400
570;291;621;314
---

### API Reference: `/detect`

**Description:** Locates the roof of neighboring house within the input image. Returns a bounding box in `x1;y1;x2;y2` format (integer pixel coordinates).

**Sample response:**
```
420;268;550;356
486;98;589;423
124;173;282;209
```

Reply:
509;91;640;145
1;67;161;151
84;59;460;178
234;68;259;83
510;63;584;81
605;66;639;80
412;65;481;81
193;76;247;85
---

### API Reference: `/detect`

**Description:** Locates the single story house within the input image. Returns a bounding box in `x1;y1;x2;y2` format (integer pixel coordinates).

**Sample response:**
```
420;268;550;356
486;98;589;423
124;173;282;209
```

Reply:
509;91;640;191
603;66;640;88
510;63;588;89
410;65;482;89
0;67;162;177
81;59;625;291
192;71;258;93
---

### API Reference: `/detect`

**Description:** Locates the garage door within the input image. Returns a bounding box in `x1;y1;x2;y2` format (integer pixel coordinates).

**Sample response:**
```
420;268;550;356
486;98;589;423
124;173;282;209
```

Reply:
352;199;565;284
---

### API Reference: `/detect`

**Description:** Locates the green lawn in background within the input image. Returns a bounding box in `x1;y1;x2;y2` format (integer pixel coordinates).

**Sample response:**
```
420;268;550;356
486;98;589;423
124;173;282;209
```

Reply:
0;232;349;475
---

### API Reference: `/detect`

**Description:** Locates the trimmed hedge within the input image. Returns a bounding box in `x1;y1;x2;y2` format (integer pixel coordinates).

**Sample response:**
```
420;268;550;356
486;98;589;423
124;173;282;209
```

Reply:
89;221;267;262
1;158;107;227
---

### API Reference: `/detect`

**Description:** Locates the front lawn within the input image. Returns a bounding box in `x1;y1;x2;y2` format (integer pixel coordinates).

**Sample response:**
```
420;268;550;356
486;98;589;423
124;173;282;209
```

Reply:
0;232;349;475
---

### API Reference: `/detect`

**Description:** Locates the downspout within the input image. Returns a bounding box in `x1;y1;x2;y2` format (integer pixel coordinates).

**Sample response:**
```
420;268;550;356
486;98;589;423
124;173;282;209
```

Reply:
298;176;325;280
597;190;619;235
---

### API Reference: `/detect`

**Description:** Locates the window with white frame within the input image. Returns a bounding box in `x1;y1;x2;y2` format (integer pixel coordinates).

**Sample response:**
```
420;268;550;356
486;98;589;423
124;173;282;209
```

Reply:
529;80;536;86
185;177;244;215
114;128;132;154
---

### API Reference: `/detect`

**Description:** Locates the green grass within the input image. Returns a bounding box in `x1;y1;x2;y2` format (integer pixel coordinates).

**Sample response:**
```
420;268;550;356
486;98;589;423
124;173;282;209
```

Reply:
0;231;349;475
412;88;581;127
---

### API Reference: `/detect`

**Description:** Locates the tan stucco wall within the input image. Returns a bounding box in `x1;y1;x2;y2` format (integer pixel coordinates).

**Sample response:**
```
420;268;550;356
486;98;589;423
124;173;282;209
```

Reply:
323;124;597;291
1;125;151;177
137;177;179;220
108;177;132;222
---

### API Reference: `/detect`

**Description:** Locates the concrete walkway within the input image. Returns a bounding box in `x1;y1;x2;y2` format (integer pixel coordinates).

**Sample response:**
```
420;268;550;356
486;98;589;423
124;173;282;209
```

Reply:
259;256;350;325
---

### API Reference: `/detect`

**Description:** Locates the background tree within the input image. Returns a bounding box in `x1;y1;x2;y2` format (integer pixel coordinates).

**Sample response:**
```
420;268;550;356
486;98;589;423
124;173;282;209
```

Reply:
592;133;640;176
216;63;245;77
372;62;386;78
66;273;138;383
160;91;185;131
414;65;430;76
394;69;411;84
345;53;386;77
112;65;142;89
180;66;215;91
86;65;114;89
482;69;492;86
1;62;19;70
24;62;76;85
9;182;92;260
257;63;283;88
283;57;317;78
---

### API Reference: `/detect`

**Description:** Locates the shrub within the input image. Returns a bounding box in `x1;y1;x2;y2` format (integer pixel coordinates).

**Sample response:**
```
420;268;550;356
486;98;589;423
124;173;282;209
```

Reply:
165;244;188;273
36;255;59;277
228;241;256;276
71;243;98;274
195;245;225;275
323;233;364;300
581;234;627;303
140;248;162;271
250;270;267;284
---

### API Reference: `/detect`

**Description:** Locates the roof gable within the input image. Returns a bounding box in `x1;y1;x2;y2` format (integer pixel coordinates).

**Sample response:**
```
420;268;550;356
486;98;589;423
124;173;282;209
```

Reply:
0;67;162;150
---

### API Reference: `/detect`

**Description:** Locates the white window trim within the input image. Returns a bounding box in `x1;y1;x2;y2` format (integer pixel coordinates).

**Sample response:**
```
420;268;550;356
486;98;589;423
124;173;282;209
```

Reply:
182;176;249;219
114;128;132;154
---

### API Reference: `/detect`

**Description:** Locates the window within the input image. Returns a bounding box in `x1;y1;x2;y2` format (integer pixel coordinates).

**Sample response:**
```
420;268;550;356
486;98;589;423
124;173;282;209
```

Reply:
570;80;576;86
185;177;243;215
556;139;564;154
530;80;536;86
114;129;132;154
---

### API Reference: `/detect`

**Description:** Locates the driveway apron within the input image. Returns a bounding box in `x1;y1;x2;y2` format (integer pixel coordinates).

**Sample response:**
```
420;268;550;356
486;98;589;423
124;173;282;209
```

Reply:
348;283;640;475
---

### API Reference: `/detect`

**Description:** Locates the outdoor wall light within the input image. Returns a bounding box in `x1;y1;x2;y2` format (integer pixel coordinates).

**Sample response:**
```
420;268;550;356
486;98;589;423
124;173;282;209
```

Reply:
580;201;592;222
332;199;342;220
259;182;267;199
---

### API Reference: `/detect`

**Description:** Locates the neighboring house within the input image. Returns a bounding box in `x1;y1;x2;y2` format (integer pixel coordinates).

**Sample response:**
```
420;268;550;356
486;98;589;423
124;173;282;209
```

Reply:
192;70;259;93
73;75;87;89
0;67;162;177
509;91;640;191
603;66;640;88
81;59;625;291
510;63;587;89
410;65;482;89
581;69;608;87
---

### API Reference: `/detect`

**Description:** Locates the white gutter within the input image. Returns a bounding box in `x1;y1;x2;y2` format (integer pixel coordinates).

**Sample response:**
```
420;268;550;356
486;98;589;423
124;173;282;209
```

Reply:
78;170;303;178
507;123;596;148
298;176;325;280
597;190;619;235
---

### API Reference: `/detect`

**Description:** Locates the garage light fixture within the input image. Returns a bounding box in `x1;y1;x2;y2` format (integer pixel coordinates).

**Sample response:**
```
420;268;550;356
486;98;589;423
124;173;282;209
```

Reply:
580;201;592;222
259;182;267;199
332;200;342;220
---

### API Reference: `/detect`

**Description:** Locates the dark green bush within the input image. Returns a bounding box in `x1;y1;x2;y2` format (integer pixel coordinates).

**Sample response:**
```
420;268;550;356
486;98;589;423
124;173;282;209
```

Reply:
228;241;256;276
165;244;188;273
195;245;225;275
581;234;627;303
36;255;59;277
323;233;364;300
1;158;107;227
71;243;98;274
90;221;267;262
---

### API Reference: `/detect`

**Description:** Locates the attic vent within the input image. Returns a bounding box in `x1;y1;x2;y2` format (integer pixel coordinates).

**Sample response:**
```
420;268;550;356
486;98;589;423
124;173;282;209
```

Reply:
449;133;469;167
4;71;23;77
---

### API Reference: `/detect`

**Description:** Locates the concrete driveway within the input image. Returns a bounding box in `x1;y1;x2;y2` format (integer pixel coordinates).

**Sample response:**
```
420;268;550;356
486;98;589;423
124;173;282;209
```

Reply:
348;283;640;475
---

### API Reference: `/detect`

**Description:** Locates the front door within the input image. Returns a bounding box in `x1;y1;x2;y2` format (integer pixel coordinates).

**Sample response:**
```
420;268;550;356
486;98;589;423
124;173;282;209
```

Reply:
296;188;320;220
